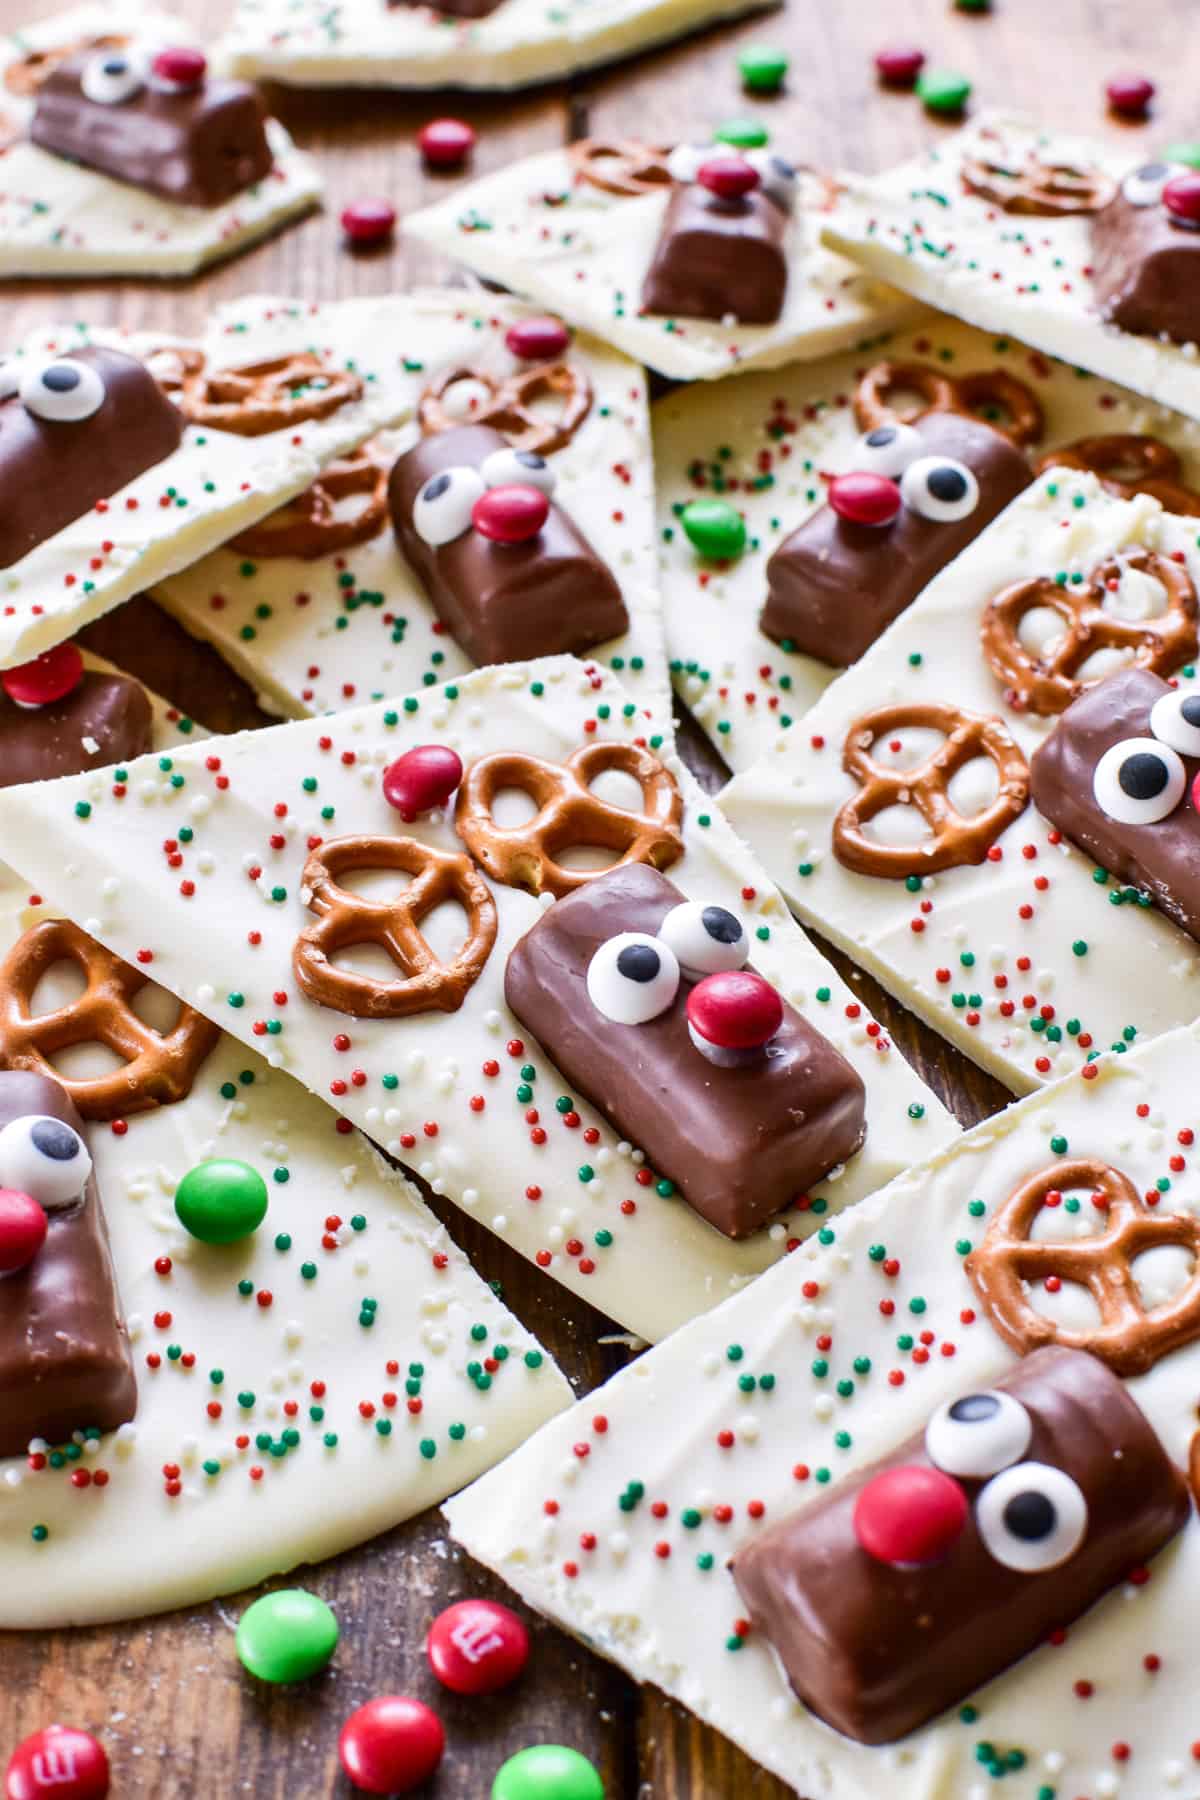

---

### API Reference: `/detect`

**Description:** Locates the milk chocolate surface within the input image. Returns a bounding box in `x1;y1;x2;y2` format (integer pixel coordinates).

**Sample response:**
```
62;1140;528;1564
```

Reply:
389;424;627;667
0;670;152;788
0;345;184;570
0;1071;136;1457
641;181;788;324
31;51;273;207
1031;666;1200;940
504;863;866;1239
732;1347;1188;1745
760;412;1032;665
1090;188;1200;346
391;0;507;16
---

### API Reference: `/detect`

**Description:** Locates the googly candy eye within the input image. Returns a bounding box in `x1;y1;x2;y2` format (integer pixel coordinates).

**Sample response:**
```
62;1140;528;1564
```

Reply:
1093;736;1186;824
849;422;924;479
586;932;680;1025
1150;688;1200;757
20;358;106;424
80;48;144;105
657;900;748;976
975;1462;1088;1572
0;1114;91;1212
667;143;708;184
899;455;980;522
746;150;797;211
925;1390;1032;1479
480;446;557;498
1122;161;1175;206
412;465;486;548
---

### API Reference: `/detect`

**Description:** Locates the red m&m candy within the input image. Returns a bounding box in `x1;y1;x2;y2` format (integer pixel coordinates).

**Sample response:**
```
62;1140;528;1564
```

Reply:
0;1189;48;1274
696;155;760;201
1106;73;1155;118
2;643;84;709
5;1726;110;1800
853;1465;968;1566
827;471;903;527
875;44;925;87
473;484;549;544
341;199;397;246
338;1697;444;1796
687;970;782;1057
1163;171;1200;224
428;1597;530;1695
504;316;570;362
151;45;206;88
382;745;464;820
418;117;477;170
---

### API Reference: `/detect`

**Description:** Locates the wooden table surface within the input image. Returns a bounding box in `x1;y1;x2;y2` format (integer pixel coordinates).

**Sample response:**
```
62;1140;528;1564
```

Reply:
4;0;1194;1793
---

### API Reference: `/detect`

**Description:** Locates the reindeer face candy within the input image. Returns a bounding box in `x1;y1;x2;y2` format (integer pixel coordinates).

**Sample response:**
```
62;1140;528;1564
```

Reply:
641;144;798;326
1090;162;1200;349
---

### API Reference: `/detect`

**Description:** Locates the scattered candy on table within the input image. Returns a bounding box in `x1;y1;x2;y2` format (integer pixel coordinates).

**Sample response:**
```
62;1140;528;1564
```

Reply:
0;1188;47;1274
173;1158;268;1245
737;44;788;94
382;745;465;820
875;44;926;87
1106;72;1156;117
338;1697;446;1795
427;1597;530;1695
1165;140;1200;167
679;498;746;561
236;1589;340;1684
713;117;769;148
916;67;972;114
492;1745;605;1800
5;1727;110;1800
418;117;477;170
340;199;397;246
953;0;991;12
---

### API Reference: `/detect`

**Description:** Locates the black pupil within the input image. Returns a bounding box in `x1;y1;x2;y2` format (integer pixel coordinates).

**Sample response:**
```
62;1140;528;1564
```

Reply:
424;472;452;502
700;905;741;946
1118;750;1169;800
616;944;660;983
104;57;128;74
948;1393;1000;1424
866;427;895;447
516;452;544;471
1002;1490;1056;1542
1138;162;1167;182
43;365;80;393
928;465;968;501
31;1119;80;1163
1181;697;1200;727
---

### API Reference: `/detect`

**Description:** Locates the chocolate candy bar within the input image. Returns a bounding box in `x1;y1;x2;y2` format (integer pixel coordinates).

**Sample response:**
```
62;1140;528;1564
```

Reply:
760;412;1031;666
504;862;866;1238
0;670;152;787
1090;165;1200;347
732;1346;1188;1745
0;1071;136;1456
388;423;628;667
1030;665;1200;941
0;345;184;569
390;0;507;16
641;176;789;325
31;48;273;208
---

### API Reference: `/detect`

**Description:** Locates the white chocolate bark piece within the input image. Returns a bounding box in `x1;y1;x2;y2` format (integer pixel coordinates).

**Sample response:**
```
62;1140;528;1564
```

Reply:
657;313;1200;774
404;147;917;384
0;882;569;1628
217;0;771;90
0;295;439;671
722;473;1200;1094
822;112;1200;425
0;657;954;1343
446;1022;1200;1800
152;294;670;733
0;9;320;278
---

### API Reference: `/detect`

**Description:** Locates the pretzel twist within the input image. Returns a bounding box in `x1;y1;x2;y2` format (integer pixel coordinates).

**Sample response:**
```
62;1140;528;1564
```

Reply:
832;702;1030;879
567;138;674;196
150;348;364;437
455;743;684;897
230;444;390;559
965;1159;1200;1377
853;359;1044;446
961;150;1116;216
418;361;592;457
293;837;497;1018
1034;436;1200;516
0;919;219;1121
981;550;1198;715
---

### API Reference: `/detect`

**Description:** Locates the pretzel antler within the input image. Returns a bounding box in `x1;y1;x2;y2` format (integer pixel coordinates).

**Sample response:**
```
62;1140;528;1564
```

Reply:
418;361;593;457
230;445;391;559
152;348;364;437
1034;436;1200;516
567;138;675;197
961;150;1116;216
853;359;1044;446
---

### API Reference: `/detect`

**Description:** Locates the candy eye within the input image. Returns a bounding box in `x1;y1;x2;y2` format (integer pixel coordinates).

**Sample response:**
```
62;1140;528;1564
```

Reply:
80;49;144;105
586;932;680;1025
850;423;924;479
480;446;556;497
1150;688;1200;757
1122;161;1173;206
975;1462;1087;1572
747;150;797;211
657;900;748;976
925;1390;1032;1479
0;1114;91;1212
667;143;707;184
20;359;106;424
1093;736;1186;824
412;465;486;548
900;455;980;522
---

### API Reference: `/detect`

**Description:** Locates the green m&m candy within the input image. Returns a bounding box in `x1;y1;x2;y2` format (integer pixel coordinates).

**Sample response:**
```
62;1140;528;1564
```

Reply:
1165;142;1200;169
738;44;788;94
714;117;769;149
680;498;746;561
492;1745;604;1800
236;1588;339;1683
174;1158;268;1244
916;68;971;115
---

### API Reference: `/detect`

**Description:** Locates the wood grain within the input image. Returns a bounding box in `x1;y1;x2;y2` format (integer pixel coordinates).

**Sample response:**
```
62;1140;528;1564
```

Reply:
1;0;1189;1793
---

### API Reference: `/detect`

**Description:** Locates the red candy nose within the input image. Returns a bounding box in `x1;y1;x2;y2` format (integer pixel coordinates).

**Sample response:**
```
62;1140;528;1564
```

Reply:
1164;172;1200;224
472;484;550;544
382;745;464;821
505;316;570;361
828;471;903;527
697;155;761;201
853;1465;968;1567
152;45;207;86
687;970;783;1051
0;1189;47;1275
2;642;84;708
